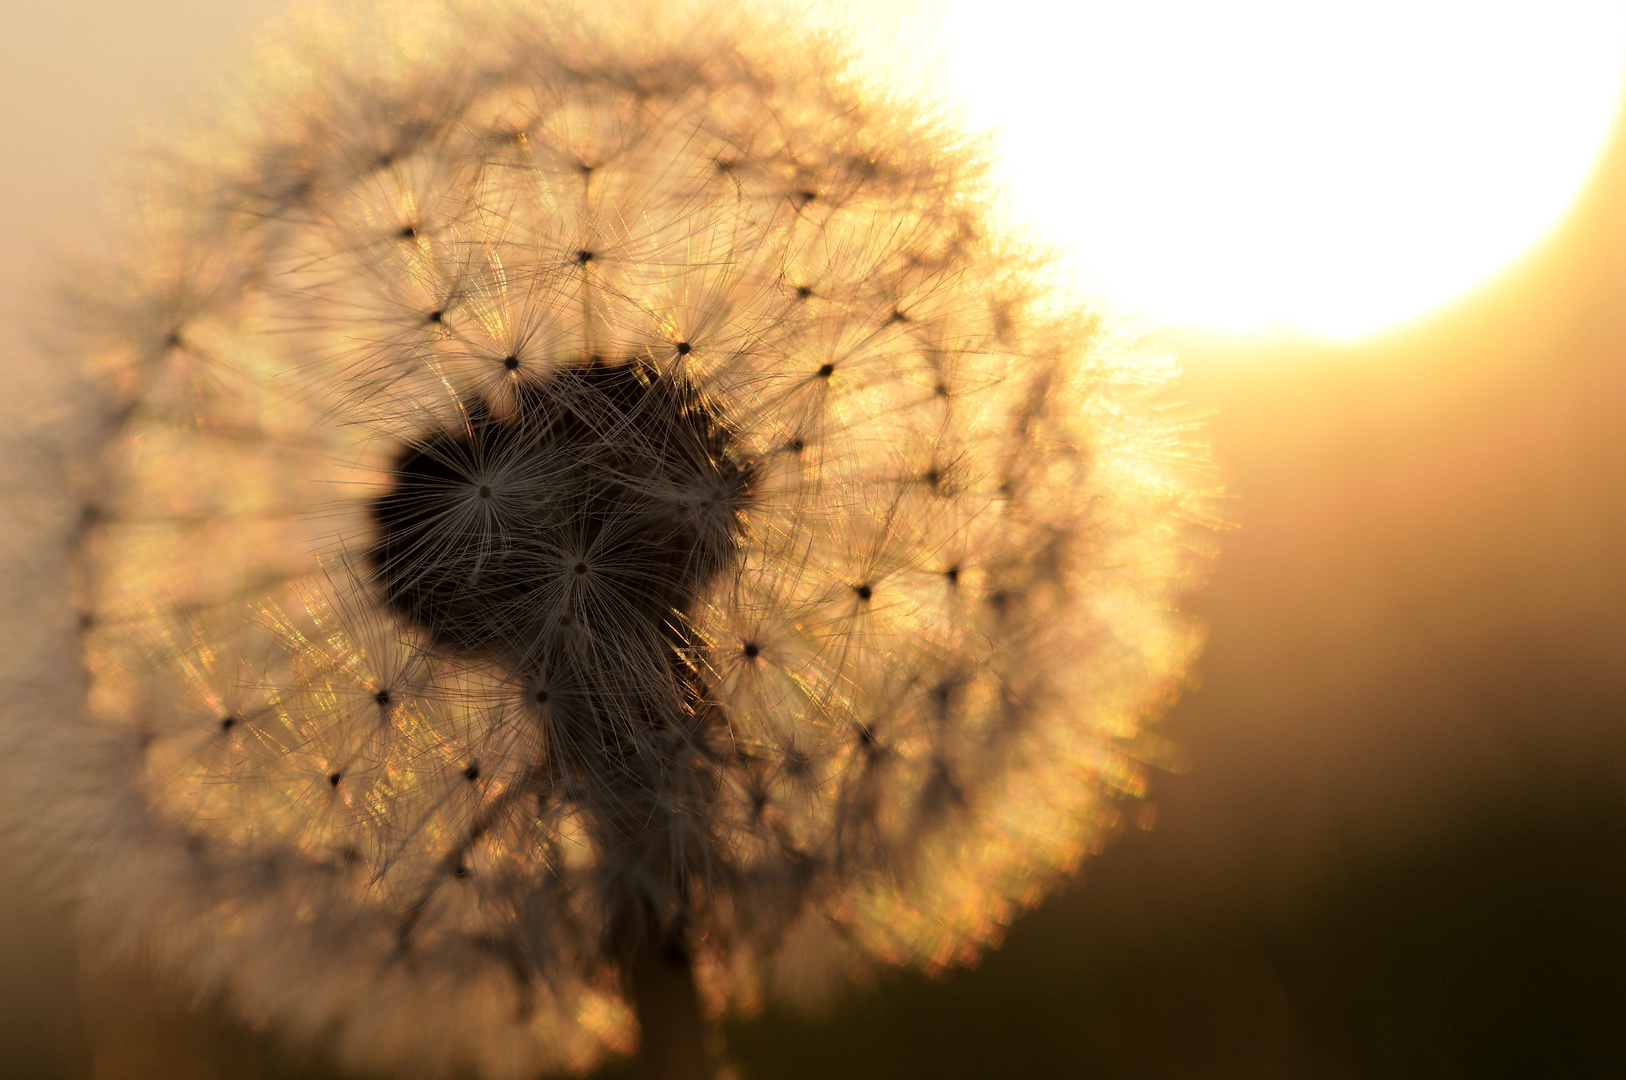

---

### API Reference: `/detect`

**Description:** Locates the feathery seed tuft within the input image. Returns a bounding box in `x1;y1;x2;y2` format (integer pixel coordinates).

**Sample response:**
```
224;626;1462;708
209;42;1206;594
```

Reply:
0;1;1210;1077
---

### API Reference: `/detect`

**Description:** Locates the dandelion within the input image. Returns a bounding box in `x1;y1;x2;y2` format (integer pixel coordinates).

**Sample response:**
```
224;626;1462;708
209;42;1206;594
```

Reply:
0;1;1208;1077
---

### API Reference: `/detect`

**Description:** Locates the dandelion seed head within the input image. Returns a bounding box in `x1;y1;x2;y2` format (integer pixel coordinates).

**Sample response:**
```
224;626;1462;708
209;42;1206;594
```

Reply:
1;1;1210;1077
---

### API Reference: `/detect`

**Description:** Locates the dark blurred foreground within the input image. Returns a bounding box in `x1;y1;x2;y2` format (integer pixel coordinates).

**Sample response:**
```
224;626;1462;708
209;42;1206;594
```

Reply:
5;78;1626;1080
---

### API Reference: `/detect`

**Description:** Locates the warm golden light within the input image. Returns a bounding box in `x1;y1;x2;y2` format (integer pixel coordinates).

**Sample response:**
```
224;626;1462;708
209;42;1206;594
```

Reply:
941;1;1625;339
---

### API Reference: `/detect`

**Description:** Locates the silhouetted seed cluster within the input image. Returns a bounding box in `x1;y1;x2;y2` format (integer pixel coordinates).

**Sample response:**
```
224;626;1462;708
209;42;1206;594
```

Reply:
370;360;748;670
6;2;1208;1078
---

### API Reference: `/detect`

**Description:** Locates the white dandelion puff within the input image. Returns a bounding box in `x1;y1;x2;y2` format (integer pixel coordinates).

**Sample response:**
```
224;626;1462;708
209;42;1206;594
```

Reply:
0;1;1212;1077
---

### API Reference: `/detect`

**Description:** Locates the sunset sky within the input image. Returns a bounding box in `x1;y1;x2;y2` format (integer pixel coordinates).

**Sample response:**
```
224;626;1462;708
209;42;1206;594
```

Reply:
2;3;1623;1076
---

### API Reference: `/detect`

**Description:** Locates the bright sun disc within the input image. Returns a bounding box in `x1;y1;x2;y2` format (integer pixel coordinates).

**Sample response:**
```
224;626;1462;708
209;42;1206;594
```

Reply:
940;1;1626;340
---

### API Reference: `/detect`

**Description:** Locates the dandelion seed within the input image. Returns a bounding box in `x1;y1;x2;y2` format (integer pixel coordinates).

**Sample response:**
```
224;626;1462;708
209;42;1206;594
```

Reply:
0;1;1210;1078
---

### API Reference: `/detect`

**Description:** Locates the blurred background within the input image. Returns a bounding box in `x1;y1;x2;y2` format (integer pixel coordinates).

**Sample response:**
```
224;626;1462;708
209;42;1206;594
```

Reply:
3;2;1624;1077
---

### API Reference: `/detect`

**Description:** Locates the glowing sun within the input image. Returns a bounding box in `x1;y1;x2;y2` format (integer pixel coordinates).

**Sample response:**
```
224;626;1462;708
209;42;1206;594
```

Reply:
940;1;1626;339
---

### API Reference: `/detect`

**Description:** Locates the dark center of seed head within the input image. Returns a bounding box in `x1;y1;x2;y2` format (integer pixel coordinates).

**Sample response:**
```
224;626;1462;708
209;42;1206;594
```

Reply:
368;360;752;712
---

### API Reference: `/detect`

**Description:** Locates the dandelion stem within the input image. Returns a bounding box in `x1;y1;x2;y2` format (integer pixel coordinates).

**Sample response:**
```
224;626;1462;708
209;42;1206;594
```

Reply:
628;933;714;1080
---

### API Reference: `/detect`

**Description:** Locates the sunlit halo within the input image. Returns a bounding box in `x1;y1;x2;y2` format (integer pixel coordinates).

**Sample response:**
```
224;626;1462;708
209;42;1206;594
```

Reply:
940;1;1625;339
